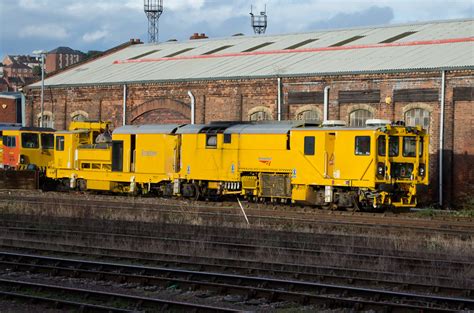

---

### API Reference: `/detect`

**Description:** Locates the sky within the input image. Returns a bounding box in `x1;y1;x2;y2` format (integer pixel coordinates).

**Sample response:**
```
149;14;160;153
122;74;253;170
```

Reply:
0;0;472;59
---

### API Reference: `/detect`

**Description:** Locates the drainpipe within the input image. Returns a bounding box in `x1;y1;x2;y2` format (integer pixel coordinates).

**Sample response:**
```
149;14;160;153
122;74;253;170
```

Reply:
439;70;446;207
187;91;195;124
122;84;127;126
21;93;26;126
277;78;282;121
323;86;330;122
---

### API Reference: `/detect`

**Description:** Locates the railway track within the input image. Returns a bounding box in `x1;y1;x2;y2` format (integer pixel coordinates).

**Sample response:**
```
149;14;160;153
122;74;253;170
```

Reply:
0;244;471;297
0;278;237;312
1;224;471;278
0;193;472;236
1;223;470;263
0;252;472;312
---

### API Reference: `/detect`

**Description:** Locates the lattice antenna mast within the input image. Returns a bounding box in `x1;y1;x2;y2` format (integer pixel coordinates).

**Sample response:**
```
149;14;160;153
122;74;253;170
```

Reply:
250;4;267;34
144;0;163;43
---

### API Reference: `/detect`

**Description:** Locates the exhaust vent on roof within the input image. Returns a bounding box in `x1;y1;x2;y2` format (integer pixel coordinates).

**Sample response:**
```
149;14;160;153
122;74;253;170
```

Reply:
202;45;233;55
242;42;273;52
164;47;194;58
330;35;365;47
379;31;417;43
322;120;346;127
285;39;318;50
366;119;391;127
128;49;160;60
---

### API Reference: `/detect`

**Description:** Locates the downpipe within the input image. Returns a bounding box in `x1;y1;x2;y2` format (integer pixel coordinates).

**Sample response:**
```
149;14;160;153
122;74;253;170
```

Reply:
439;70;446;207
187;91;195;124
323;86;330;122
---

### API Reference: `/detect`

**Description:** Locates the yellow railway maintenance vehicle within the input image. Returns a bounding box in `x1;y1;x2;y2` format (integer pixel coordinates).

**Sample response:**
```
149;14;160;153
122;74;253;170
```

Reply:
1;125;55;171
47;120;428;210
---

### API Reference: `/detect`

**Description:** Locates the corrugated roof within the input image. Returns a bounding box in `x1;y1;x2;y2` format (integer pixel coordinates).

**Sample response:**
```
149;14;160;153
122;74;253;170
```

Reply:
30;19;474;88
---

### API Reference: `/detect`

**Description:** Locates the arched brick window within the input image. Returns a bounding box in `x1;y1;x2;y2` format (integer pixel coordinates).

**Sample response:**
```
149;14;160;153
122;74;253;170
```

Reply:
36;111;53;128
404;108;430;131
70;110;89;122
295;105;321;122
248;106;272;121
349;109;373;127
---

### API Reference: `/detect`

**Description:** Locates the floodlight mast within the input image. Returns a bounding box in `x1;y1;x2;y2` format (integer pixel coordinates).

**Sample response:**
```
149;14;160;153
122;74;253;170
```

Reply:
250;4;267;34
144;0;163;43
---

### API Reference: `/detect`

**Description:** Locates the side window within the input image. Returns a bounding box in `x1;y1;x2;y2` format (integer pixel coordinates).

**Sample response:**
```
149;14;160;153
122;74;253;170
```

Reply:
304;136;315;155
41;133;54;149
355;136;371;155
206;134;217;148
56;136;65;151
224;134;231;144
5;136;16;147
21;133;39;149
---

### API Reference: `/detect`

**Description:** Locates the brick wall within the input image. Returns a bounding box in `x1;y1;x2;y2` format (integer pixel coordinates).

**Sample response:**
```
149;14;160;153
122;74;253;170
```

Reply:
0;97;20;123
24;70;474;207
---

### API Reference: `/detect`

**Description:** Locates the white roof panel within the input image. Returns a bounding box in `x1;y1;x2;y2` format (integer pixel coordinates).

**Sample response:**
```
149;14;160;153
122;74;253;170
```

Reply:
30;19;474;88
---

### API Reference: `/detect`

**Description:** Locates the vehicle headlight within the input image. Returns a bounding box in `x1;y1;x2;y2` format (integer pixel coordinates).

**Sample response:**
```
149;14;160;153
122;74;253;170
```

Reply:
419;164;425;177
377;162;385;176
19;155;25;164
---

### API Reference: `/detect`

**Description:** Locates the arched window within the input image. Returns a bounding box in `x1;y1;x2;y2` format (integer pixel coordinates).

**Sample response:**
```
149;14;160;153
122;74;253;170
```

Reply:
72;114;87;122
349;109;373;127
249;111;269;121
70;110;89;122
248;106;272;121
404;108;430;131
37;112;53;128
296;109;320;122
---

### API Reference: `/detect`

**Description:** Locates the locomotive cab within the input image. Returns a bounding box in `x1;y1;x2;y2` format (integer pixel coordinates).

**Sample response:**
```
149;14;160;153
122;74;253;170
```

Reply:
2;127;55;171
373;122;429;207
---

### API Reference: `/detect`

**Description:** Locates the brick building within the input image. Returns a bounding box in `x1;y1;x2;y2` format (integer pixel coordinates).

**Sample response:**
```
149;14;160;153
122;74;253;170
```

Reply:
0;92;23;124
25;19;473;207
45;47;85;73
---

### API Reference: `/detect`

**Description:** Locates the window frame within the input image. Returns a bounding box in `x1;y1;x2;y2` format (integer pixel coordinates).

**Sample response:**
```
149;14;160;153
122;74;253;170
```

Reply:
304;136;315;155
206;134;217;148
21;133;39;149
41;133;54;149
55;136;65;151
403;136;423;157
349;109;373;127
377;136;399;157
355;136;371;156
4;136;16;148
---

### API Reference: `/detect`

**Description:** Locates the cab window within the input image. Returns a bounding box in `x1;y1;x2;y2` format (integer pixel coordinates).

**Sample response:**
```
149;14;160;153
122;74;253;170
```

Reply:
21;133;39;149
403;137;423;157
56;136;65;151
206;134;217;148
4;136;16;147
41;133;54;149
355;136;371;155
304;136;315;155
378;136;399;157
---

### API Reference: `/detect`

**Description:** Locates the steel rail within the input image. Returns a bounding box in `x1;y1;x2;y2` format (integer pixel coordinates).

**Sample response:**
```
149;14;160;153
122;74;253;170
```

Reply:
0;218;467;262
2;242;470;296
1;226;470;271
0;278;239;312
0;252;472;312
0;195;472;234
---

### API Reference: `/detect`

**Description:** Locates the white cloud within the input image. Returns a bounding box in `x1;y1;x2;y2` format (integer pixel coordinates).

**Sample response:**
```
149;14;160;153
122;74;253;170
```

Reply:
19;24;69;39
167;0;206;10
82;29;109;42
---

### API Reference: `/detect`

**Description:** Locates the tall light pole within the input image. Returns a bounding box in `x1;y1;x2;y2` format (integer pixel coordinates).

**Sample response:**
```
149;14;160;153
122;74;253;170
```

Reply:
32;50;47;127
